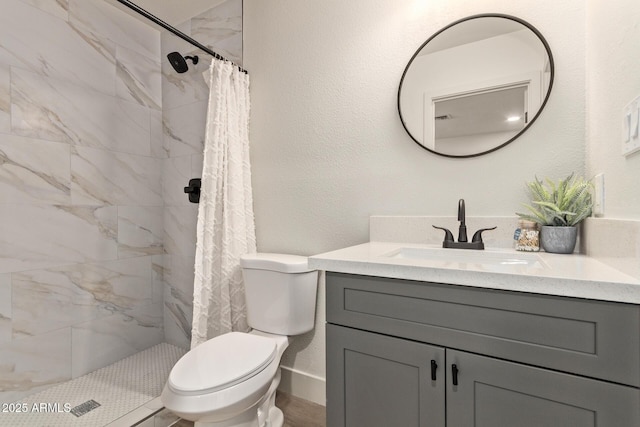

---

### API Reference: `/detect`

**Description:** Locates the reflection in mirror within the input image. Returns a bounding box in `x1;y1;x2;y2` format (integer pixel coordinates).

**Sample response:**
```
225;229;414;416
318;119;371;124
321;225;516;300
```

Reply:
433;85;527;155
398;14;554;158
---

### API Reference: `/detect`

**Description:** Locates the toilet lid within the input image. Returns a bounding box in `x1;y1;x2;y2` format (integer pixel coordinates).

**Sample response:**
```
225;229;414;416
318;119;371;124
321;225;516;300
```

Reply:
168;332;277;395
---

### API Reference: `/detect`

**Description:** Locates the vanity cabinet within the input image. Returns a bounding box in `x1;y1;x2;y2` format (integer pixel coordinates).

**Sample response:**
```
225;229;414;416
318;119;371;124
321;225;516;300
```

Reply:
326;272;640;427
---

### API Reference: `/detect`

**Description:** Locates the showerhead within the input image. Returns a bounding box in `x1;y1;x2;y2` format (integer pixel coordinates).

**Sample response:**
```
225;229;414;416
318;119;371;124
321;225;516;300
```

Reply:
167;52;199;73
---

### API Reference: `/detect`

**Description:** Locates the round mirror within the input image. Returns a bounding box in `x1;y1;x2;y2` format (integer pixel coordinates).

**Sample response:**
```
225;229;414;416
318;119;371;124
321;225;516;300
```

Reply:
398;14;554;158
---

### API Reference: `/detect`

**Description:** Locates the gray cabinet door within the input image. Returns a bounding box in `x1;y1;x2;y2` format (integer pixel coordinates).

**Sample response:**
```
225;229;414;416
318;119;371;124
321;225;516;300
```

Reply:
447;350;640;427
327;324;445;427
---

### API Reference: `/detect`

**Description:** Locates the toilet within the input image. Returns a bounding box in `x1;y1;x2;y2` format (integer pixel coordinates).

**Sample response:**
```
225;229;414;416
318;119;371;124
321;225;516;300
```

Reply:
161;253;319;427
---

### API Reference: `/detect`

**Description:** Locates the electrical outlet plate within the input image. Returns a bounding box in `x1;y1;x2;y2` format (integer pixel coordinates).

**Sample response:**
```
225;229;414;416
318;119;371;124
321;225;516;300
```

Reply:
622;95;640;156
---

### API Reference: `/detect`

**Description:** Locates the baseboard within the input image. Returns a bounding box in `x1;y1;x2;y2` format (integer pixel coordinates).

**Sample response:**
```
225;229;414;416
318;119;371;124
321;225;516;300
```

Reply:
278;366;326;407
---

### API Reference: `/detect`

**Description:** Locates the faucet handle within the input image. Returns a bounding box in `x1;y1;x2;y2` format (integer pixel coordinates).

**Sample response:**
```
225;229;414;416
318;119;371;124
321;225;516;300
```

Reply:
471;227;497;243
433;225;455;243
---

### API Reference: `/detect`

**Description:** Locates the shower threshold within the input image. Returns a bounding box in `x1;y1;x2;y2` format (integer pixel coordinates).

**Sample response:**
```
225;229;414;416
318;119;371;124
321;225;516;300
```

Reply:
2;343;186;427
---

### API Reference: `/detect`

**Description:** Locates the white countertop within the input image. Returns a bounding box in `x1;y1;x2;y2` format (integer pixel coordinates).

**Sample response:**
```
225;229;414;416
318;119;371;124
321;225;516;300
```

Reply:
308;242;640;304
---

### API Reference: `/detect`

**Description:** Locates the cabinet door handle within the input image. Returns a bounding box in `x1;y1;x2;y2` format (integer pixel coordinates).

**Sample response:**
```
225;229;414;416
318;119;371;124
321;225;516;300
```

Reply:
430;359;438;381
452;364;459;386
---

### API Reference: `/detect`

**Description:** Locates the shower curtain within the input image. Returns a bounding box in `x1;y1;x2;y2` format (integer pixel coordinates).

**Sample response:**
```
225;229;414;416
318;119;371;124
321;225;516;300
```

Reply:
191;58;256;349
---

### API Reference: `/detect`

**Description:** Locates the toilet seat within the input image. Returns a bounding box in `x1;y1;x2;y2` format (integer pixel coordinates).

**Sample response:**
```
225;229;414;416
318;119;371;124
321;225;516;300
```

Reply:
167;332;277;395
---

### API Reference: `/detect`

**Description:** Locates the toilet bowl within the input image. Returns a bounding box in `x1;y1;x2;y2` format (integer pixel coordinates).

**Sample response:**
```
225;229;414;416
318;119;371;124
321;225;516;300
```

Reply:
161;253;318;427
161;331;290;426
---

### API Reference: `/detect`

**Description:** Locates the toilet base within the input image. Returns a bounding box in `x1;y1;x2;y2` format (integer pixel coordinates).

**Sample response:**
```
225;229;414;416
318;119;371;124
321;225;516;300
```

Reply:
268;406;284;427
193;369;283;427
194;407;259;427
192;406;283;427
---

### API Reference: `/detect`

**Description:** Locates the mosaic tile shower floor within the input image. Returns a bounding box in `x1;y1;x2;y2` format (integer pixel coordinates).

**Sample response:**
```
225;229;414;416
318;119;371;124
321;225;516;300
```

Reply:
1;343;186;427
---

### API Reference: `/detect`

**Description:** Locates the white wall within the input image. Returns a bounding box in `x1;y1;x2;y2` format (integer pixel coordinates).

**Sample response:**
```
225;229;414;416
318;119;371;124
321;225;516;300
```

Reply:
245;0;586;401
245;0;585;254
586;0;640;218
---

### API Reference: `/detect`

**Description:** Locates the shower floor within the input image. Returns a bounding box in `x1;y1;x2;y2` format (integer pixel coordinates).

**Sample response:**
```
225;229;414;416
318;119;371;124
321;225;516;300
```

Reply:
2;343;186;427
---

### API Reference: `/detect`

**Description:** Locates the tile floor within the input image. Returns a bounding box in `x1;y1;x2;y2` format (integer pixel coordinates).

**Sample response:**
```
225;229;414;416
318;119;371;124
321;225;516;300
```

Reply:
172;391;326;427
1;343;186;427
1;342;325;427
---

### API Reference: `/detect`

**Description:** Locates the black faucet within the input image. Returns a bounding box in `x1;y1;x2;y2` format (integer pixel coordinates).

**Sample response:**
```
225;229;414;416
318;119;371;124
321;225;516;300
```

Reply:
433;199;496;250
457;199;467;243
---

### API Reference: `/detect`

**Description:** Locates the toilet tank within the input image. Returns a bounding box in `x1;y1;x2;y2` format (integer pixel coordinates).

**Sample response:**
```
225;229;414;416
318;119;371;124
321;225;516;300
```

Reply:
240;253;318;335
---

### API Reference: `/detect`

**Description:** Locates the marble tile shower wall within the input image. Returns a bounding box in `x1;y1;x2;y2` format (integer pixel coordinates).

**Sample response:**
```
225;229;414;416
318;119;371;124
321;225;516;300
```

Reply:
0;0;164;403
161;0;243;350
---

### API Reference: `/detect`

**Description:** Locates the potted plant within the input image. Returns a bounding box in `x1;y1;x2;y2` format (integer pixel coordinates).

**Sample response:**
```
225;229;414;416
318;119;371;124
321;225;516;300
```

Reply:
516;173;593;254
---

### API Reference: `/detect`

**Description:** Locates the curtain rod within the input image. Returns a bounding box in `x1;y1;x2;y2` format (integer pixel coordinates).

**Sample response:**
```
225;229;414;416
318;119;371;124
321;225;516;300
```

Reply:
115;0;248;74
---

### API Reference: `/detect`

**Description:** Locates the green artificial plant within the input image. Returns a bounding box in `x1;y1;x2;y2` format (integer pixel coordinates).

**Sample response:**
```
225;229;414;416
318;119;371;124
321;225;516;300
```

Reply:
516;173;593;227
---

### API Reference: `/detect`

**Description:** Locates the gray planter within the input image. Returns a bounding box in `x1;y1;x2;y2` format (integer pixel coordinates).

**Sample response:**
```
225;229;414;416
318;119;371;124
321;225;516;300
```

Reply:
540;226;578;254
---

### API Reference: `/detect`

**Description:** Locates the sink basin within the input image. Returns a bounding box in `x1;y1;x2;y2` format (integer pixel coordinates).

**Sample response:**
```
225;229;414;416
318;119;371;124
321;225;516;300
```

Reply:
384;247;547;270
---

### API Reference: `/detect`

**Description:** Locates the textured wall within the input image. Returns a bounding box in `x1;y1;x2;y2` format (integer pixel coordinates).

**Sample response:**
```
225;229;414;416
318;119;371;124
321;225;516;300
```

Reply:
0;0;163;403
586;0;640;218
244;0;586;390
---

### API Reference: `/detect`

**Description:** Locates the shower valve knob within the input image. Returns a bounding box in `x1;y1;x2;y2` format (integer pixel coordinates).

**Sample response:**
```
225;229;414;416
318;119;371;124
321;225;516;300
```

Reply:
184;178;201;203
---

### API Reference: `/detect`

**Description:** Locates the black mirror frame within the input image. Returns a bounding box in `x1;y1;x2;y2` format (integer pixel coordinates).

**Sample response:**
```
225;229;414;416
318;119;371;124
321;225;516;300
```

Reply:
397;13;555;158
